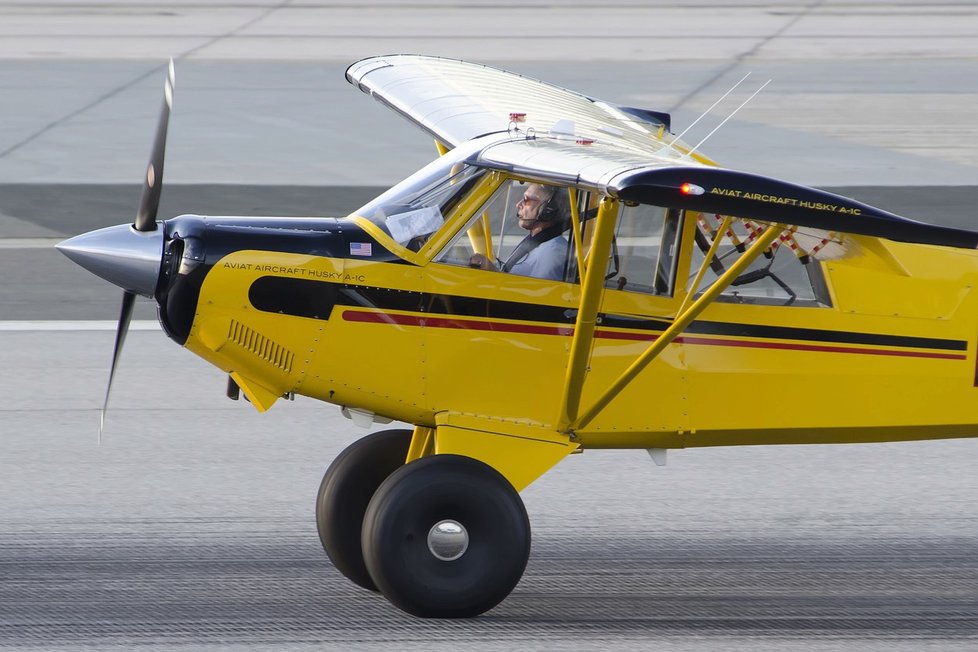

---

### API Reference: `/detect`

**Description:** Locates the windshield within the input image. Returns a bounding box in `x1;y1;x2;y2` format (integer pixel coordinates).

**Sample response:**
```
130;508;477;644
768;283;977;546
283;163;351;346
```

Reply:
354;142;488;248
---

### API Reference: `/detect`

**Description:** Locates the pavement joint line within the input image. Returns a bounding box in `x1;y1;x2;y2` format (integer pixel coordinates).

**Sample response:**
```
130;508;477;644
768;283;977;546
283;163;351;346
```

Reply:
666;0;828;115
0;320;160;331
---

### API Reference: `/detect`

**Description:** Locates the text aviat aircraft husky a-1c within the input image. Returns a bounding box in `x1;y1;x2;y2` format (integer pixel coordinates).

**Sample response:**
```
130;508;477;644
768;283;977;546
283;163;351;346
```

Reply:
59;55;978;618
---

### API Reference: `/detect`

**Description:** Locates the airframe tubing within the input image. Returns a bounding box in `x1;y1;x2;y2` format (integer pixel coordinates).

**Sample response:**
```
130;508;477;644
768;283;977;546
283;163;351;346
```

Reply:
557;197;620;432
679;215;731;315
567;188;586;276
481;211;494;259
570;223;783;433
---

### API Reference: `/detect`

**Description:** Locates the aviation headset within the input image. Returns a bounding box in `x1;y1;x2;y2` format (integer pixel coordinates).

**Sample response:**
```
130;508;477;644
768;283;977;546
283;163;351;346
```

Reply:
534;185;561;223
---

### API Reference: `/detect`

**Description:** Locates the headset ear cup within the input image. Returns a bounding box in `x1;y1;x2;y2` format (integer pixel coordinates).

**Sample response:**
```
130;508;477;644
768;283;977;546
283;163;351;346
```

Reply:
539;189;557;221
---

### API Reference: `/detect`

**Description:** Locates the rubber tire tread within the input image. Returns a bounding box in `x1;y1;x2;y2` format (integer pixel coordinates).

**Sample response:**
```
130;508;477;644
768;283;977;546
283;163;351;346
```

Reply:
316;428;413;591
361;454;531;618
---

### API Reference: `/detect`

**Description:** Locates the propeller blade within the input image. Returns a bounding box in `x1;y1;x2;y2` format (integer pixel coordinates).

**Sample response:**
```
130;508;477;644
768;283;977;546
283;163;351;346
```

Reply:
134;59;175;233
100;290;136;442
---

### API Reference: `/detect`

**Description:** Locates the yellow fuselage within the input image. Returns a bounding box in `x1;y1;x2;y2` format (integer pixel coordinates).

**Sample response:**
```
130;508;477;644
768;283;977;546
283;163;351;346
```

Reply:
182;217;978;452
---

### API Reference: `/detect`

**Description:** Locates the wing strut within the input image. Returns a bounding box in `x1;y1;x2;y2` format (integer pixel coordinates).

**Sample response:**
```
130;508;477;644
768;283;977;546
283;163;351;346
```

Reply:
559;221;784;435
680;215;732;314
557;196;620;432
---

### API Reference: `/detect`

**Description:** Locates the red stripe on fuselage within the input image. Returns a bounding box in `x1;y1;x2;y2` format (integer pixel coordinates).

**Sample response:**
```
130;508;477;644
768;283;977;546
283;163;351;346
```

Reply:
341;309;966;360
341;309;573;336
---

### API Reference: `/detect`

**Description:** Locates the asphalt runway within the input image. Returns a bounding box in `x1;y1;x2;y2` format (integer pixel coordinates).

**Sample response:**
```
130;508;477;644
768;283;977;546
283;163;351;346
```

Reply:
3;0;978;648
3;331;978;651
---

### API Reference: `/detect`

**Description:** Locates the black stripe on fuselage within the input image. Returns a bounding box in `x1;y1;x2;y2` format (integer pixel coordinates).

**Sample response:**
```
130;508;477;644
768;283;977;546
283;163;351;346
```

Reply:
683;320;967;352
250;277;576;326
248;275;967;353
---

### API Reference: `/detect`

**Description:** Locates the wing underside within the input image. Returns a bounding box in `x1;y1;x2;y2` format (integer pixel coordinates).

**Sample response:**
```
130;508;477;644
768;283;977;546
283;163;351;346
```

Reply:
476;139;978;250
612;166;978;250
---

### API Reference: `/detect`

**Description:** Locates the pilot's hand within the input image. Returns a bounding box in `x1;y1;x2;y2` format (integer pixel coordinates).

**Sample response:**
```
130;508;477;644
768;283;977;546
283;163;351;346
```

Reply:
468;254;496;270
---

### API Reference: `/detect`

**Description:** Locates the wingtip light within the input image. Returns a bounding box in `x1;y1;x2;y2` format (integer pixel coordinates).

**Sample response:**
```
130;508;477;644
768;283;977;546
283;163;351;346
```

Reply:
681;182;705;196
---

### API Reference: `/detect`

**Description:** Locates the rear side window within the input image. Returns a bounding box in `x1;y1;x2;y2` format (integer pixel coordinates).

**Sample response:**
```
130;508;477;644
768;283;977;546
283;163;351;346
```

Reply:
688;213;832;306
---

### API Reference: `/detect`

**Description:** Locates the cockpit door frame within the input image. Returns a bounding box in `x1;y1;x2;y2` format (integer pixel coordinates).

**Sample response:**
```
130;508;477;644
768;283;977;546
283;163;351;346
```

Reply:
556;201;785;434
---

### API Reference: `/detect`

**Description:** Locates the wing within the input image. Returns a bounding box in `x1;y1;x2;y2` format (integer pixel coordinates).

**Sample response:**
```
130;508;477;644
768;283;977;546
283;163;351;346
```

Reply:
349;55;978;250
345;55;680;157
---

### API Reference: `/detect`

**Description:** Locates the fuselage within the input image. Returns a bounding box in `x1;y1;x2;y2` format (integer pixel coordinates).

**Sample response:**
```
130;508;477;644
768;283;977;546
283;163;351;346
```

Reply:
156;204;978;451
57;120;978;452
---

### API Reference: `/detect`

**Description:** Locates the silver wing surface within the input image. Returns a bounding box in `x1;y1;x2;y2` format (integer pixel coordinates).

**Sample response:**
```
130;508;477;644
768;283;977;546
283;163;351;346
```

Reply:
346;55;678;157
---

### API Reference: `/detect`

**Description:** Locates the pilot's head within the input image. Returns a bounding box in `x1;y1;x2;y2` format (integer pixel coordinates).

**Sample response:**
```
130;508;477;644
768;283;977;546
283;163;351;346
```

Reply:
516;183;568;235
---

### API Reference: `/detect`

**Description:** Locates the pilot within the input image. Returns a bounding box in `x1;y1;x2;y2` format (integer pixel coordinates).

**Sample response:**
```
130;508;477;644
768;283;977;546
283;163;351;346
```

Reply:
471;183;570;281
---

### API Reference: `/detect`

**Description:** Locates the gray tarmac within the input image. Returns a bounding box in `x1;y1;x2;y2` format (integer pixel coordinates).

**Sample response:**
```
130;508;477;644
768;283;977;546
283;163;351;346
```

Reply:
2;0;978;648
7;199;978;647
3;329;978;650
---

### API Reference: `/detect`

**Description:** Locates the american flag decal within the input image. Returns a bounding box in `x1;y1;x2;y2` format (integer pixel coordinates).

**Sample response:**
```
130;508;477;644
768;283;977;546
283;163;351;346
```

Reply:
350;242;372;256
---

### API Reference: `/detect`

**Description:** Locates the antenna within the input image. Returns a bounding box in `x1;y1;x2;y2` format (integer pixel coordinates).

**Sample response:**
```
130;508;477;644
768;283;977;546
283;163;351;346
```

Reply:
683;79;771;161
660;73;752;157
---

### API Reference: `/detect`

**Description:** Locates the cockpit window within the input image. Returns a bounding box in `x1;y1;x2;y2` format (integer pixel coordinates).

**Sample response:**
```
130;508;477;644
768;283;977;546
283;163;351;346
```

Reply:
689;213;832;306
354;148;487;249
600;203;683;295
434;179;575;282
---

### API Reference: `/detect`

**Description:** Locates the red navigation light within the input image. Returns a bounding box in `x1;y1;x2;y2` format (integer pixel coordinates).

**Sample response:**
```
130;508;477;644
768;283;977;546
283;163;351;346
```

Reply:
680;182;705;196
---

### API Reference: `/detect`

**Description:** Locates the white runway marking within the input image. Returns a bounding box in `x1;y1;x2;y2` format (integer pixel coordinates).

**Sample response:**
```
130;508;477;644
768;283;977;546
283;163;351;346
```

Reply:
0;238;61;249
0;320;160;331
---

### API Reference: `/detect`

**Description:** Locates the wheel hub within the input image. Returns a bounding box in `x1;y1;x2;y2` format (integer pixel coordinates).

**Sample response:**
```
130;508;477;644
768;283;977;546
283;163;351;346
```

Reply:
427;519;469;561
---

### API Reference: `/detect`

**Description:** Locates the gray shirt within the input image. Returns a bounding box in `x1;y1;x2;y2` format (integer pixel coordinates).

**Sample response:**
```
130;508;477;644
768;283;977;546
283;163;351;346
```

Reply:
508;235;569;281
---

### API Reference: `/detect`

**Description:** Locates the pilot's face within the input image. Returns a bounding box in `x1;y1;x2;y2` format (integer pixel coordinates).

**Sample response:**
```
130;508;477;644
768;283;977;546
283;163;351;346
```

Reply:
516;184;549;231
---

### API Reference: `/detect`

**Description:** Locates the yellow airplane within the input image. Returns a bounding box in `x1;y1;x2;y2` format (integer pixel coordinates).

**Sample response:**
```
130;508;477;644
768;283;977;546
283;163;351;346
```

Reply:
58;55;978;619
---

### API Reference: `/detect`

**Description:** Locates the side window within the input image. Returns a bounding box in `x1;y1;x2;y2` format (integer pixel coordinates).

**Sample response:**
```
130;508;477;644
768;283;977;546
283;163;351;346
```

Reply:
601;203;683;296
434;180;575;283
688;213;832;306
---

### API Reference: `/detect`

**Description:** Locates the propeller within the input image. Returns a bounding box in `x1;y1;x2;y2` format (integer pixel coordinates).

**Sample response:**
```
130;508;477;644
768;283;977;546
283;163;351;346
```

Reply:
102;291;136;440
97;59;174;440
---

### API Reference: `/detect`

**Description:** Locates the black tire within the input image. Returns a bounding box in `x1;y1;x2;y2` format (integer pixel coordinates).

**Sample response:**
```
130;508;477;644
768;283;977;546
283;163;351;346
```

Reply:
316;428;413;591
361;454;531;618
